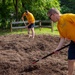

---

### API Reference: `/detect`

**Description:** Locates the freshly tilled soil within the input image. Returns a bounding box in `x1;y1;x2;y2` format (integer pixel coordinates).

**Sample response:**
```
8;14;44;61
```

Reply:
0;34;71;75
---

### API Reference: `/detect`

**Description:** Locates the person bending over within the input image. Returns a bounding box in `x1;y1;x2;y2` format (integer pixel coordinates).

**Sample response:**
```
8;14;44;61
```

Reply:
47;8;75;75
21;10;35;39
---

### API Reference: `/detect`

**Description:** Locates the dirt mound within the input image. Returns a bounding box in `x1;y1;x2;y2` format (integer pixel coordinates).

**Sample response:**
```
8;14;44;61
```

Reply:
0;34;71;75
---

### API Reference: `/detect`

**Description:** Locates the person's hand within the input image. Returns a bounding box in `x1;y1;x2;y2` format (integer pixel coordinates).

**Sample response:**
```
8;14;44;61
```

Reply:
25;25;28;29
52;49;59;57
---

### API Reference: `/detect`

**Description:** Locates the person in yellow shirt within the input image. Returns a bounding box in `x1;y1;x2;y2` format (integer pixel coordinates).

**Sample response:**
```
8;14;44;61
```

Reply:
47;8;75;75
21;10;35;39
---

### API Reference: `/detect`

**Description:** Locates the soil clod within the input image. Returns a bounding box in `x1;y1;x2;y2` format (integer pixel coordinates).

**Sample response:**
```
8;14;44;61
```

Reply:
20;65;39;73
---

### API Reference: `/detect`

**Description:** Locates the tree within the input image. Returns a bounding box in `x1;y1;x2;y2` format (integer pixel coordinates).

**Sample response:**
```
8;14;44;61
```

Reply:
13;0;18;21
60;0;75;13
0;0;60;29
21;0;60;20
0;0;9;28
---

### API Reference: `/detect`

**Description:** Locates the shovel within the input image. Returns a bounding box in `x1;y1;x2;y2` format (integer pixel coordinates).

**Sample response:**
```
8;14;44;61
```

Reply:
32;43;70;64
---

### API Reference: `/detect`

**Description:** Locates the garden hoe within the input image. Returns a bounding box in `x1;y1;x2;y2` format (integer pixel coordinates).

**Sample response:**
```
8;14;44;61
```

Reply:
32;43;70;64
22;43;70;72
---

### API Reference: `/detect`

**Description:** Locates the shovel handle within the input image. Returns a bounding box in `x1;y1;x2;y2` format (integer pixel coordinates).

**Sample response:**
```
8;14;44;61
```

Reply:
23;21;26;26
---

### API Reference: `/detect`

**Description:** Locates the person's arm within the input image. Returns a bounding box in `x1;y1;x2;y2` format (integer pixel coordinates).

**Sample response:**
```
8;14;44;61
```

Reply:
21;13;26;26
21;12;25;21
55;37;65;50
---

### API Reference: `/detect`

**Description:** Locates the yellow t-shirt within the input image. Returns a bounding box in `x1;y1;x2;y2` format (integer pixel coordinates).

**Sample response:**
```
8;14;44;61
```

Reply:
57;13;75;41
22;12;35;24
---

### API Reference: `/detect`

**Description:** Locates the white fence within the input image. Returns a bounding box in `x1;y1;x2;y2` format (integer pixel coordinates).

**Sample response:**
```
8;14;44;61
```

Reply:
10;20;53;32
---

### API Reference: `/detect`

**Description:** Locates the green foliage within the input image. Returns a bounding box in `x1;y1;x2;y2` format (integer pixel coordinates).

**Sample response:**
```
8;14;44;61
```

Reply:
0;0;60;29
21;0;60;20
60;0;75;13
0;0;14;29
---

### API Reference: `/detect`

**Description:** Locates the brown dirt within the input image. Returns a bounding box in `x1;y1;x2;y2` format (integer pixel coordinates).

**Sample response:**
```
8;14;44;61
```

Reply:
0;34;72;75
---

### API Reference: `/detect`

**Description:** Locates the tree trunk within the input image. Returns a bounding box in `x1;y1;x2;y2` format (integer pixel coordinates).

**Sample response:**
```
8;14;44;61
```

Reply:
13;0;18;21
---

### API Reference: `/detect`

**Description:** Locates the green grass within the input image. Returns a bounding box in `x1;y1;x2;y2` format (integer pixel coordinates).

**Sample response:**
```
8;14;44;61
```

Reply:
0;24;59;36
35;27;59;35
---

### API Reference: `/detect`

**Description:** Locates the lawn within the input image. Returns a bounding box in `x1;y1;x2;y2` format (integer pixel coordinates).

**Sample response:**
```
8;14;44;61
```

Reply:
0;23;59;36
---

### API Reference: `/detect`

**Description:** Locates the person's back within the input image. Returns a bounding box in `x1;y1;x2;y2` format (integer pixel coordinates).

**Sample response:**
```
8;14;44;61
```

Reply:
23;11;35;24
57;13;75;41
